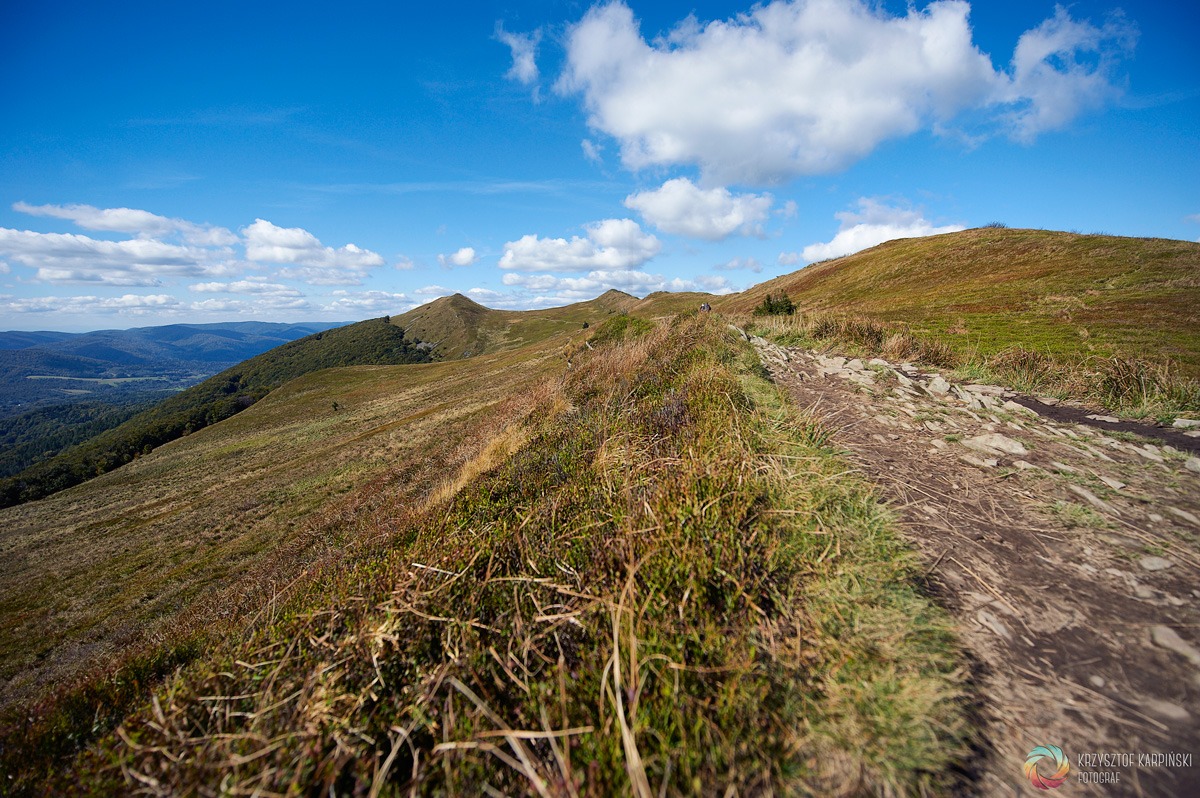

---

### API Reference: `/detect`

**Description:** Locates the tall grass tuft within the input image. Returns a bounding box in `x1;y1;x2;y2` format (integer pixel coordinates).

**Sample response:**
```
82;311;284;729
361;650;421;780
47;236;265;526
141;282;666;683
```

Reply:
1091;356;1200;416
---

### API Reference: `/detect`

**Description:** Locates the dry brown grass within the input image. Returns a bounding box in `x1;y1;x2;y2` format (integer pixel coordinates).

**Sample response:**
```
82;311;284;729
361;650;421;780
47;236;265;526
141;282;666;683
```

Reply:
739;307;1200;416
0;329;583;783
22;315;967;796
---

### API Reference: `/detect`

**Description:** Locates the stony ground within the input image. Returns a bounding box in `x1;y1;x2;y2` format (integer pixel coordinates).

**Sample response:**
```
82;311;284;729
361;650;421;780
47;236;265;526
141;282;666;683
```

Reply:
747;330;1200;797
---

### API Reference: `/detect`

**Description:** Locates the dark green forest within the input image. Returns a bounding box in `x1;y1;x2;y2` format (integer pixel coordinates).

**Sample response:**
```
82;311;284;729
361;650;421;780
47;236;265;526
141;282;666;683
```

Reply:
0;399;167;478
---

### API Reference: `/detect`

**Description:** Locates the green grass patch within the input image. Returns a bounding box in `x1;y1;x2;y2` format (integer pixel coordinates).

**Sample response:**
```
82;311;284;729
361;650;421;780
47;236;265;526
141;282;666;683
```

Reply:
1049;500;1111;529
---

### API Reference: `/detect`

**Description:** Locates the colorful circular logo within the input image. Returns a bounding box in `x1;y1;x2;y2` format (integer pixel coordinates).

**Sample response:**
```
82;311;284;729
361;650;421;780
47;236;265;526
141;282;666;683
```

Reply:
1025;744;1071;790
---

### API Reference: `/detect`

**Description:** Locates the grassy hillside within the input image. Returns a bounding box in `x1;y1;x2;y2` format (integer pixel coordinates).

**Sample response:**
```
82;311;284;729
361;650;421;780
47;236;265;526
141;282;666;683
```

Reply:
0;326;579;734
719;228;1200;375
0;318;430;507
4;314;966;796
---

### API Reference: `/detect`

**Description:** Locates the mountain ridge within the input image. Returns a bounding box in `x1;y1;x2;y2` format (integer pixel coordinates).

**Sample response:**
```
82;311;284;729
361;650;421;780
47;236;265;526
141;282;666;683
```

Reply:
717;227;1200;374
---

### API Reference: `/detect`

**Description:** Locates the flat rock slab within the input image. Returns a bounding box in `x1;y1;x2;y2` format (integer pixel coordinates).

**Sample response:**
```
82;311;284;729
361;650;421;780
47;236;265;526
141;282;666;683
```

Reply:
963;433;1028;456
927;375;951;395
1150;625;1200;668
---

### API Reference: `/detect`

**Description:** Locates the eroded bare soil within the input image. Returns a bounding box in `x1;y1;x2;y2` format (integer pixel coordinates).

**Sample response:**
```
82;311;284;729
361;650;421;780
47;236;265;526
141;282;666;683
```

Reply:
751;334;1200;797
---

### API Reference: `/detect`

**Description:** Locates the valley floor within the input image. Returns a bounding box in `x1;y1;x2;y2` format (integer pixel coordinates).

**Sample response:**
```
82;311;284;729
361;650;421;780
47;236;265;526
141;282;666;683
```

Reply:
751;333;1200;796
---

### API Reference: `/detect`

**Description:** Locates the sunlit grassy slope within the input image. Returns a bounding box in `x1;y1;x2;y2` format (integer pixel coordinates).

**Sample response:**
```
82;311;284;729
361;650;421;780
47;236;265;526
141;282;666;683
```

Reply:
0;330;575;715
15;314;966;796
1;293;710;723
9;228;1196;792
718;228;1200;376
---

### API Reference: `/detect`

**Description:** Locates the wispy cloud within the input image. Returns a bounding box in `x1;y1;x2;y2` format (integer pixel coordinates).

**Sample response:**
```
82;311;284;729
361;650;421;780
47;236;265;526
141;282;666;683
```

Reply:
125;106;305;128
496;23;542;86
297;177;619;197
15;201;236;246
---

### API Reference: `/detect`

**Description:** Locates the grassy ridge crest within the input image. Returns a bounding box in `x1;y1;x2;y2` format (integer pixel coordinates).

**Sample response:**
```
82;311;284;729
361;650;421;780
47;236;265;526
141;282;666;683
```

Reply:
719;228;1200;378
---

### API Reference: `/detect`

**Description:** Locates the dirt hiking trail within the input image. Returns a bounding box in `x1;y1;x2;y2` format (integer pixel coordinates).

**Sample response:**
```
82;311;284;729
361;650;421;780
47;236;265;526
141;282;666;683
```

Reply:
746;330;1200;797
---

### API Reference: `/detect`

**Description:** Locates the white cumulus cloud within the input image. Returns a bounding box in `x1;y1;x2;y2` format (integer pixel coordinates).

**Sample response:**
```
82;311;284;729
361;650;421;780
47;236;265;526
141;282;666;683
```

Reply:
499;218;660;272
0;227;234;285
325;290;414;313
190;297;312;316
242;219;384;285
558;0;1135;184
438;247;479;268
625;178;772;240
801;198;965;262
0;293;182;315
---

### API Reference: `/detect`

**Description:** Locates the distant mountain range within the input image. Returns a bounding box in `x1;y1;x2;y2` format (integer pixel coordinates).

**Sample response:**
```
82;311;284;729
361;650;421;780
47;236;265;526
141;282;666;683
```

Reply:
0;320;350;369
0;320;349;416
0;319;351;479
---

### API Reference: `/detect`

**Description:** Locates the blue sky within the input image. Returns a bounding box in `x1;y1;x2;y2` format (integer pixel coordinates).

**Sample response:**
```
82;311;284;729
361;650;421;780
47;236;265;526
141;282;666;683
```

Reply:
1;0;1197;331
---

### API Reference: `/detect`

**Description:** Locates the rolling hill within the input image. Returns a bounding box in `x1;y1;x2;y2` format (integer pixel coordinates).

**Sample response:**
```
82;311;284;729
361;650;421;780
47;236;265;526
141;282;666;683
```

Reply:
0;320;354;477
391;290;635;358
0;321;346;367
718;227;1200;375
391;289;713;360
0;320;350;414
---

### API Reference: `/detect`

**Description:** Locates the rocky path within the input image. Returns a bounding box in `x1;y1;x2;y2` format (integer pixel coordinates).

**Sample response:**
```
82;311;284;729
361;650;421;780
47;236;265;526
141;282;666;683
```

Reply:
747;331;1200;797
